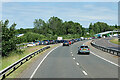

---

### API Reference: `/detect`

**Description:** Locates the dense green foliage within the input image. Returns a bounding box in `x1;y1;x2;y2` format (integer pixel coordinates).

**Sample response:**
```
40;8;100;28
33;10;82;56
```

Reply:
88;22;120;36
1;16;120;56
1;20;17;56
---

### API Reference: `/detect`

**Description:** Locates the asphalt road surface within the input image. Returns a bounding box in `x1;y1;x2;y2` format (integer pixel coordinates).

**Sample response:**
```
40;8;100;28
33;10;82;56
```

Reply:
22;40;118;79
95;37;120;50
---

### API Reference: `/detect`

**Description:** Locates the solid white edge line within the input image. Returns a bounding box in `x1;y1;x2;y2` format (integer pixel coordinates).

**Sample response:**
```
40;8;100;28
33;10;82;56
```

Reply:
82;70;88;75
82;43;120;67
90;51;120;67
29;46;60;80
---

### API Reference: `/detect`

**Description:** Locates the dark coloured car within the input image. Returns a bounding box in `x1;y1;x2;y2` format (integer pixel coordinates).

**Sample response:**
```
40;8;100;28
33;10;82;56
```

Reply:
63;41;69;46
78;45;90;54
43;40;50;45
49;40;55;44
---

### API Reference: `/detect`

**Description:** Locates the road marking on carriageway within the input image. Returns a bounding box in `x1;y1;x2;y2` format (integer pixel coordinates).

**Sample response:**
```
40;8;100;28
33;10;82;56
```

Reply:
73;57;75;60
76;62;79;66
83;43;120;67
29;45;61;80
82;70;88;75
90;51;120;67
72;54;74;56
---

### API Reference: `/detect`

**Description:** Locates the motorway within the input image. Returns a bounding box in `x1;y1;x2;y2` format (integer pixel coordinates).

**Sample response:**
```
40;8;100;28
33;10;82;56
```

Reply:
18;40;119;79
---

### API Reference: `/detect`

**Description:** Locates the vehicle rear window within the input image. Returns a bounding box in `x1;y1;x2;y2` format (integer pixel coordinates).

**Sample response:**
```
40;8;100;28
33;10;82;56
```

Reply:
80;46;88;48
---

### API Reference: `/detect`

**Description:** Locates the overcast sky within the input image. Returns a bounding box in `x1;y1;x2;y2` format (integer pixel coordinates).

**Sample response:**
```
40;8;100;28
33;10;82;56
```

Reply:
1;1;118;29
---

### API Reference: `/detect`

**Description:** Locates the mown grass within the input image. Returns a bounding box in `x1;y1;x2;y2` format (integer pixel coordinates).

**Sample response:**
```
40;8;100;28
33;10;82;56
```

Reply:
110;38;120;45
6;44;58;78
1;45;46;71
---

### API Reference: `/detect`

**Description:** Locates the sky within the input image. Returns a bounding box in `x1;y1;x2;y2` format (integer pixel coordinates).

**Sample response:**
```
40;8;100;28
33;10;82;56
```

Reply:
1;1;118;29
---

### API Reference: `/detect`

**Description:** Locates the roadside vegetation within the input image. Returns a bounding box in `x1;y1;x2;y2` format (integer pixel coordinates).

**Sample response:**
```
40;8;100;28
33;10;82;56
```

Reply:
1;17;120;57
0;16;119;61
1;45;46;71
110;38;120;45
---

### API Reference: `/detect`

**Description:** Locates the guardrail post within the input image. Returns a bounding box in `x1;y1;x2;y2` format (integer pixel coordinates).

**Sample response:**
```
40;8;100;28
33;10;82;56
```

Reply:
112;51;114;54
21;62;23;65
34;53;35;56
30;55;32;58
2;74;5;80
13;67;16;71
26;58;28;61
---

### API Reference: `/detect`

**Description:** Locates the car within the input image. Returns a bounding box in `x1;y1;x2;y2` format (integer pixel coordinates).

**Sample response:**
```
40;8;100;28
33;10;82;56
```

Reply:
41;41;45;45
78;45;90;54
68;41;71;45
70;40;74;44
43;40;50;45
63;41;69;46
49;40;55;44
27;42;36;47
34;40;41;46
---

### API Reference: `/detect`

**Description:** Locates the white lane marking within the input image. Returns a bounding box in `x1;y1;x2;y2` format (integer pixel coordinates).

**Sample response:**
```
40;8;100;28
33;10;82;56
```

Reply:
72;54;73;56
83;44;84;45
29;46;60;79
76;62;79;65
90;51;120;67
83;42;120;67
71;52;72;53
82;70;88;75
73;58;75;60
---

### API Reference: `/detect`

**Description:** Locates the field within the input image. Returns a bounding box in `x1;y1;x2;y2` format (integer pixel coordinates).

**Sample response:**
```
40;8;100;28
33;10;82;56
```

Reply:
110;38;120;45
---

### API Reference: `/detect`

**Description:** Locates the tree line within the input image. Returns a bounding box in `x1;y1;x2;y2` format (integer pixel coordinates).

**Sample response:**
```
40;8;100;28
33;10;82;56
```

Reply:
1;16;119;56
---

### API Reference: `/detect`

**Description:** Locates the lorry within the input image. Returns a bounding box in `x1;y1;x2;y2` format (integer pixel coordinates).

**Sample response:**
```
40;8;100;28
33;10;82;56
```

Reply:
57;37;63;40
80;37;84;40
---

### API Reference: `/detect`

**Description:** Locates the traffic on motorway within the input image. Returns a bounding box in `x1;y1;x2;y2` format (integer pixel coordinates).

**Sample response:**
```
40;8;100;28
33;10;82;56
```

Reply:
26;37;94;47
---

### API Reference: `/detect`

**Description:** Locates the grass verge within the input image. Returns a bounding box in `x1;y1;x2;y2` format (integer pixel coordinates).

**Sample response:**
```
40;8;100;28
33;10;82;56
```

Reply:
110;38;120;45
6;44;59;78
1;45;46;71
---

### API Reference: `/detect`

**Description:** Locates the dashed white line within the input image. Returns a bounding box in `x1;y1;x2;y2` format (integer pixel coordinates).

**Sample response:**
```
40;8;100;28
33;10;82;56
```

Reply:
71;52;72;53
73;58;75;60
82;70;88;75
76;62;79;65
29;46;60;80
72;54;73;56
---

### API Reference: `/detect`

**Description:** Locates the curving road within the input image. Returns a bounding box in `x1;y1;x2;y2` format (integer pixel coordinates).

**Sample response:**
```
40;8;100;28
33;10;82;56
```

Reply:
17;40;119;79
95;37;120;50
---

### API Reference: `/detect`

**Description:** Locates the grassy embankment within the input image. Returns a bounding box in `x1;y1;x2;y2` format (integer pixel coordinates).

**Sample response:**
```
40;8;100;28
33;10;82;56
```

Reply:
110;38;120;45
6;44;58;78
1;45;46;71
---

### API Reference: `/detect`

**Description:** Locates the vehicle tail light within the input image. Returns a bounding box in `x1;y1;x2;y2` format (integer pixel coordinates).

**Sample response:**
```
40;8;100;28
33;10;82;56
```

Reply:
88;49;90;50
80;49;81;50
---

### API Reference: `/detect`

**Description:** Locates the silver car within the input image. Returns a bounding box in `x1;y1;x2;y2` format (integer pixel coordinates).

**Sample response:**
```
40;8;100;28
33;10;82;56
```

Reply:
78;45;90;54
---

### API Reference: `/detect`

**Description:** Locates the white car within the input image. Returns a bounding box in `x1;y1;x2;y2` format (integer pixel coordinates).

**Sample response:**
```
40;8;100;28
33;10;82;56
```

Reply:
27;42;36;47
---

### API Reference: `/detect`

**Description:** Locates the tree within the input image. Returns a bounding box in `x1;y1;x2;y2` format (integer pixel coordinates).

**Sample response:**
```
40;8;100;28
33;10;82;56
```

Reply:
2;20;17;56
